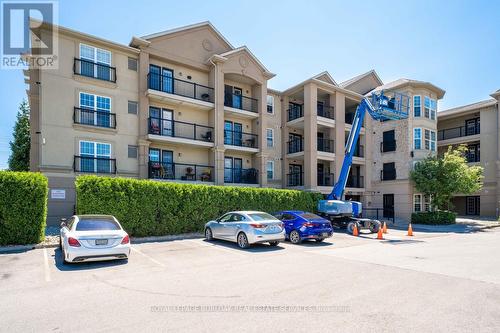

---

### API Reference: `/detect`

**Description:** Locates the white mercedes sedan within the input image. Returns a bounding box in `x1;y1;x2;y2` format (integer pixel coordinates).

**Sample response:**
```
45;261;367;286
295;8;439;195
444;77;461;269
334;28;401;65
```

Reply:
60;215;130;264
204;211;285;249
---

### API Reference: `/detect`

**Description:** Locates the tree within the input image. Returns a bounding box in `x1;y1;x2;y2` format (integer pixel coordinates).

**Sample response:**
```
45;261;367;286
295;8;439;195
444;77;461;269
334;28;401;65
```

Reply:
8;100;31;171
410;145;483;210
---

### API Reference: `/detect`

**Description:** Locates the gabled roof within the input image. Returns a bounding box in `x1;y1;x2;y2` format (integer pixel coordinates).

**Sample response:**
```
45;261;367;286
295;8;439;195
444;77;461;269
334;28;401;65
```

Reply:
340;69;383;89
491;89;500;99
218;46;275;78
312;71;337;86
371;78;446;99
140;21;234;50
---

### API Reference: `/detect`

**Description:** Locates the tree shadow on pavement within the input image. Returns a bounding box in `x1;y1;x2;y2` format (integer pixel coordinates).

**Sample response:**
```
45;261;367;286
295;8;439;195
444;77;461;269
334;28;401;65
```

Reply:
201;239;285;253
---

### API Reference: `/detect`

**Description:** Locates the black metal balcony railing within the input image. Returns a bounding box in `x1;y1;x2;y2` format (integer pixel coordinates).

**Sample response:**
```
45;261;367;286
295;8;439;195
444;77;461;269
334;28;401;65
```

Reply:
74;155;116;174
380;169;397;181
148;117;214;142
74;107;116;129
74;58;116;83
346;175;364;188
438;125;480;141
317;105;335;120
345;112;355;125
224;168;258;184
380;140;397;153
287;172;304;187
224;93;258;113
287;138;304;154
224;130;258;148
287;107;304;121
317;173;335;186
317;138;335;153
353;145;364;158
147;72;214;103
149;161;214;182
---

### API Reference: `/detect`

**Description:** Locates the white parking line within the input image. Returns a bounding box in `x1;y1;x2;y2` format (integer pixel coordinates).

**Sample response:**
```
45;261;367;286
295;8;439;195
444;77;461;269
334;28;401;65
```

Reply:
130;246;166;267
42;248;51;282
185;239;247;257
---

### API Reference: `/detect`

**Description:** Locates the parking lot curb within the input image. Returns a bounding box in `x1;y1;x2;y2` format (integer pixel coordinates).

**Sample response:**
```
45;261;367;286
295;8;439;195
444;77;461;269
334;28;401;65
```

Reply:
0;243;58;254
131;232;204;244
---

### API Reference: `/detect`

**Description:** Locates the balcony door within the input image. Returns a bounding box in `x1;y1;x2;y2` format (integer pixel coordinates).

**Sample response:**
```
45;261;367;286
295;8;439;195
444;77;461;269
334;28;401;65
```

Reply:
224;157;242;183
466;196;480;215
289;133;303;153
289;164;303;186
149;107;173;136
465;118;480;136
224;121;242;146
149;149;174;179
149;65;173;93
383;194;394;218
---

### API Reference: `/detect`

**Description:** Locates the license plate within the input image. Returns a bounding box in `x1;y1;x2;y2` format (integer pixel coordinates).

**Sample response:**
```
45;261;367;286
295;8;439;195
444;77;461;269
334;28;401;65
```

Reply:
95;239;108;245
321;232;329;237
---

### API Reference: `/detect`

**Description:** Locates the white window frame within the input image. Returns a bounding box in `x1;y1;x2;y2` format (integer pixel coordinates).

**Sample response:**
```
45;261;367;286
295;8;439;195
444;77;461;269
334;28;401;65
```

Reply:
430;99;437;120
266;128;274;147
79;92;112;126
430;130;436;151
79;140;112;173
413;128;422;150
79;43;112;65
414;193;431;212
413;95;421;117
266;160;274;180
423;128;436;151
266;95;274;114
414;194;422;212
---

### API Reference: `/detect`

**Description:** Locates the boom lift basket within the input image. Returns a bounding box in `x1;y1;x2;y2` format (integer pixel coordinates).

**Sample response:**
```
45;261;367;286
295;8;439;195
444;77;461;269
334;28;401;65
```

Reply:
369;90;410;121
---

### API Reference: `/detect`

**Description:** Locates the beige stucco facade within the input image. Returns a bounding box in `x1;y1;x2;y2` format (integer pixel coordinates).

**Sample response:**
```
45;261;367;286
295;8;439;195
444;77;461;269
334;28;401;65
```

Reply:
27;21;463;225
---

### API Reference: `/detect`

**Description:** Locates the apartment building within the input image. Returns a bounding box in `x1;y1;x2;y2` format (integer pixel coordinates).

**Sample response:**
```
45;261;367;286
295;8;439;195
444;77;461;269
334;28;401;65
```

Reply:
437;91;500;217
26;20;446;225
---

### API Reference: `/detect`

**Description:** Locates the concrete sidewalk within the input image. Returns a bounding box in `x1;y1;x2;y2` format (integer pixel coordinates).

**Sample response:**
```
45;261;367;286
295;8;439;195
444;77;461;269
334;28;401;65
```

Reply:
390;216;500;233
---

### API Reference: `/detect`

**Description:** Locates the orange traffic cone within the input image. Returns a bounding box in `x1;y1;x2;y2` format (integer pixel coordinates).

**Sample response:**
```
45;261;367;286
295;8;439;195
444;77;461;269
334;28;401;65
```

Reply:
382;221;388;234
377;226;384;240
407;223;414;236
352;224;359;236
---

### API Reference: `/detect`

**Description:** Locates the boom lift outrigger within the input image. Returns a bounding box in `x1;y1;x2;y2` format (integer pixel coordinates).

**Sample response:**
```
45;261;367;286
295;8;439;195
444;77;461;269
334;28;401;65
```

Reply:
317;91;410;234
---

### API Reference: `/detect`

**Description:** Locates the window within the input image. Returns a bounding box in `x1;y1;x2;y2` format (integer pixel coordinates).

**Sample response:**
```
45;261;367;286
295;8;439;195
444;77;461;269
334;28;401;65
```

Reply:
414;194;431;212
424;129;436;151
79;141;111;173
128;101;138;115
267;95;274;114
79;44;112;80
430;99;437;120
424;96;437;120
414;128;422;149
267;161;274;180
79;92;111;127
128;57;138;71
430;131;436;151
128;145;138;159
266;128;274;147
413;95;421;117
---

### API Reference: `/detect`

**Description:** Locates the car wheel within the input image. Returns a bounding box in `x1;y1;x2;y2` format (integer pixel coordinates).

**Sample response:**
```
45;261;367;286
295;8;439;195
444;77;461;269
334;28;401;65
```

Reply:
237;232;250;249
369;221;381;233
289;230;301;244
315;238;324;243
205;227;214;241
59;236;62;250
269;241;280;246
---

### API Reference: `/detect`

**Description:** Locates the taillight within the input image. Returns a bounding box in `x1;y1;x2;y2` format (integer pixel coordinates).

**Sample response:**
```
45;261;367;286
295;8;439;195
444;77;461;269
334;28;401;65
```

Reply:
121;235;130;244
250;224;266;229
68;237;81;247
303;222;317;227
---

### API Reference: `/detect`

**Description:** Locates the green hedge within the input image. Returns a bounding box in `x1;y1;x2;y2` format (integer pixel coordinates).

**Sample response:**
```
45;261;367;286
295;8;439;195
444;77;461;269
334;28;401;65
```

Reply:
411;211;456;225
76;176;323;237
0;171;48;245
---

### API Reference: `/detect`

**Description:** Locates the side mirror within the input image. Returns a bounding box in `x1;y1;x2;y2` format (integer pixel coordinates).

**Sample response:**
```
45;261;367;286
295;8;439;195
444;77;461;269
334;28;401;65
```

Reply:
60;218;67;228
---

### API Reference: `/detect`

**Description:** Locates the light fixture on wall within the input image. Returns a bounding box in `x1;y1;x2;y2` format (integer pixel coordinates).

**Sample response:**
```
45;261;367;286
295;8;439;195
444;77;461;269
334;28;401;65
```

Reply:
178;153;182;157
187;75;192;80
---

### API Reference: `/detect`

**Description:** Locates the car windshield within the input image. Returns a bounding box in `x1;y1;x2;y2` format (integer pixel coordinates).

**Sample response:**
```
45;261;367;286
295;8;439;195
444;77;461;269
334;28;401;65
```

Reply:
299;213;323;220
248;213;279;221
75;219;121;231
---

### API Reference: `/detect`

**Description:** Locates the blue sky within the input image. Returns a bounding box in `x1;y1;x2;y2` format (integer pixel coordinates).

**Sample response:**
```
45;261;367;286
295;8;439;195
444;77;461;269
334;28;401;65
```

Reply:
0;0;499;169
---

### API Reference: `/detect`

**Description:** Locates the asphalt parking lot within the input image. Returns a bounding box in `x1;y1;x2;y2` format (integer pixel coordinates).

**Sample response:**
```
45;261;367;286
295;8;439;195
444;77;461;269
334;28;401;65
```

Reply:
1;227;500;332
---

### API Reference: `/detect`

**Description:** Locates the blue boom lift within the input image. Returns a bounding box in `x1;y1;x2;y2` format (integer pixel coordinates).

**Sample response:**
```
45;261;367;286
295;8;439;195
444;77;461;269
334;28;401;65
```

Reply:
317;90;410;234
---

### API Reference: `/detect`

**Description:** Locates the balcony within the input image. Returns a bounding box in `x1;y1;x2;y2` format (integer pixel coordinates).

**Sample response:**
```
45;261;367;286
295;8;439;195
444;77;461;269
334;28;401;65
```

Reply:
353;145;364;158
317;138;334;153
317;105;335;120
317;173;335;187
224;130;258;150
346;175;364;188
149;162;214;182
74;107;116;129
345;112;355;125
438;125;480;141
148;72;214;103
148;117;214;147
287;172;304;187
73;58;116;83
380;140;396;153
288;107;304;122
74;156;116;174
224;93;258;113
224;168;258;184
287;138;304;154
380;169;397;181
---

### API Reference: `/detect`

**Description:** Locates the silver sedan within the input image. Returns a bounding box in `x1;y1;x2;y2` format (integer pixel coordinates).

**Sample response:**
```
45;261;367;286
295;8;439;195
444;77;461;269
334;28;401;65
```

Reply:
204;211;285;249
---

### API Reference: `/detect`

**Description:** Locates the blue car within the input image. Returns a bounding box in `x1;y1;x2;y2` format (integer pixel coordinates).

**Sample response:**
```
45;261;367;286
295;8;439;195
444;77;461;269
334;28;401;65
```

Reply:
274;211;333;244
